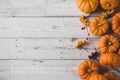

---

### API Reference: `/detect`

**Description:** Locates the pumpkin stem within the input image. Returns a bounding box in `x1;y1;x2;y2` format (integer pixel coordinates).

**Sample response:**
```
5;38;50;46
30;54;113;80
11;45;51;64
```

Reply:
107;42;112;46
87;69;92;73
106;3;111;7
108;67;120;73
114;69;120;73
98;23;103;27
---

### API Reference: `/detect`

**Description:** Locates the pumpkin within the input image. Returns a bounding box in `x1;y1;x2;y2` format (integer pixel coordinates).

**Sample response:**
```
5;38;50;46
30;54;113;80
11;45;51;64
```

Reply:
100;0;120;10
104;72;120;80
78;60;99;80
99;53;120;68
89;17;109;36
98;35;119;53
117;49;120;56
76;0;98;13
112;12;120;36
89;74;108;80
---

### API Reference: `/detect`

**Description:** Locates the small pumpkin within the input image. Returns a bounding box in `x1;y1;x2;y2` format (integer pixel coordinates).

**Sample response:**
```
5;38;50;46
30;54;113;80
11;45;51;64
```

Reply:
104;72;120;80
99;53;120;68
100;0;120;10
76;0;98;13
78;60;99;80
89;17;109;36
89;74;108;80
112;12;120;36
98;35;119;53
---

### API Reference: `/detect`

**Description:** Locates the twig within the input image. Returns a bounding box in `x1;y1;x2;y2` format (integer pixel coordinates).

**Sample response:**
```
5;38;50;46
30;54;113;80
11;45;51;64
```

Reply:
108;68;120;73
86;28;97;51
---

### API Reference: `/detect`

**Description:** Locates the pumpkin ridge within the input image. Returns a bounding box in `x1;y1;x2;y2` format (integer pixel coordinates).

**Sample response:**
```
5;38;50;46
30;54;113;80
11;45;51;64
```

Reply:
90;0;97;5
83;0;88;11
79;1;86;11
112;13;120;35
113;54;120;67
113;25;119;31
98;28;103;35
89;0;98;12
77;0;84;9
109;35;115;42
84;1;91;12
100;26;106;34
118;29;120;34
104;72;120;80
115;14;120;21
87;0;92;12
89;74;108;80
115;29;120;35
111;46;117;52
93;29;99;35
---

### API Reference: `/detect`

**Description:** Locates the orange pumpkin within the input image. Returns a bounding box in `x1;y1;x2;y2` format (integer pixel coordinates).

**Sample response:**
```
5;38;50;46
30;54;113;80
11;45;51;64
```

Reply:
89;17;109;36
117;49;120;56
98;35;119;53
99;53;120;68
89;74;108;80
104;72;120;80
112;12;120;36
76;0;98;13
78;60;99;80
100;0;120;10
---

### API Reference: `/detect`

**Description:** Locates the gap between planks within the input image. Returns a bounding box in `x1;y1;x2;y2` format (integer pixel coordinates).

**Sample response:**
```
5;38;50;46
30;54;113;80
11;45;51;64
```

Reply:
0;15;85;18
0;58;95;60
0;38;99;59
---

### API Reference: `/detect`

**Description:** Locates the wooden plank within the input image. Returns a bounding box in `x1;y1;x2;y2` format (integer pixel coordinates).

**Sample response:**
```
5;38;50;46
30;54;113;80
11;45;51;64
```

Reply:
9;60;120;80
0;17;101;60
10;60;83;80
46;0;120;17
0;0;119;17
46;0;89;16
0;39;25;59
0;0;47;16
0;60;120;80
0;0;89;17
0;38;99;60
0;18;98;38
24;38;99;59
15;39;25;59
0;60;10;80
0;39;20;59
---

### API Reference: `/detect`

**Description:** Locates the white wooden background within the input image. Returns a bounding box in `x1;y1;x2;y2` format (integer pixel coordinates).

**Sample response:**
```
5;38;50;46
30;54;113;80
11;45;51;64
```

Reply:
0;0;119;80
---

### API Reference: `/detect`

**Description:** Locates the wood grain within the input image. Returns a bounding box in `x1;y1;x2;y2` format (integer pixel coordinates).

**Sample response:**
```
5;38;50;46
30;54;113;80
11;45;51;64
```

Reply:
10;60;82;80
0;60;10;80
0;0;89;17
0;38;99;59
0;18;98;38
0;39;17;59
0;0;119;17
24;38;99;59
